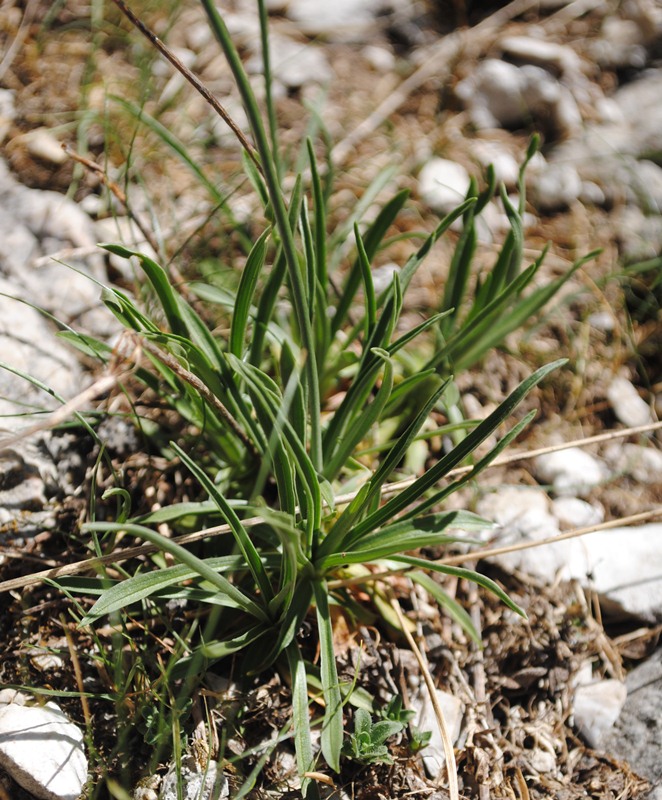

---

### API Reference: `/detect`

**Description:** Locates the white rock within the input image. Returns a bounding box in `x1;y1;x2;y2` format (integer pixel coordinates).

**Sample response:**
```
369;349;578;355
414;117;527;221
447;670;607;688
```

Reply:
551;497;604;529
587;311;616;332
247;35;332;88
0;281;84;422
604;442;662;483
532;162;582;211
477;487;568;579
456;59;582;139
22;129;68;165
286;0;380;40
0;701;87;800
412;688;463;780
477;487;555;534
533;448;606;497
0;88;16;143
607;377;652;428
363;45;396;72
471;140;520;188
573;680;627;748
160;752;228;800
574;524;662;620
500;35;582;74
614;72;662;156
418;158;471;215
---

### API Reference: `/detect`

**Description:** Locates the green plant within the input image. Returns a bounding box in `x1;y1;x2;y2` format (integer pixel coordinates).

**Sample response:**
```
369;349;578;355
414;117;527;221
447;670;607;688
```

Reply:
409;726;432;754
44;1;600;795
341;708;404;766
379;695;416;727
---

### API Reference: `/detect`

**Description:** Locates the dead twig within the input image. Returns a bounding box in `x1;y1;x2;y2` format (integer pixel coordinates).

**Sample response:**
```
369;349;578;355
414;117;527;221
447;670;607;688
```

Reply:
390;593;459;800
110;0;261;172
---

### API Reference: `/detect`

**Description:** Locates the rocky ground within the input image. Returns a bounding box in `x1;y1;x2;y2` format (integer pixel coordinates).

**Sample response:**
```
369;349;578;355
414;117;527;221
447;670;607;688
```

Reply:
0;0;661;798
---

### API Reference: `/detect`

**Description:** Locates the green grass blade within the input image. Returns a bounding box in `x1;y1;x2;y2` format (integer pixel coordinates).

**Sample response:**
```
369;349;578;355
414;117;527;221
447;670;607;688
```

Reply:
407;410;536;518
80;522;268;624
230;228;271;357
454;250;600;372
102;244;188;338
355;222;376;333
286;642;317;797
393;555;525;617
351;360;565;538
201;0;323;471
409;570;480;643
323;350;393;480
330;187;408;335
321;510;488;568
73;556;248;617
171;442;275;604
314;581;343;772
317;379;450;560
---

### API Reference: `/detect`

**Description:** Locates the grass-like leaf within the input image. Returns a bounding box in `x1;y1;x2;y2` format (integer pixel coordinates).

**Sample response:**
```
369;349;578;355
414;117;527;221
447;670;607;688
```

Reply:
80;522;269;624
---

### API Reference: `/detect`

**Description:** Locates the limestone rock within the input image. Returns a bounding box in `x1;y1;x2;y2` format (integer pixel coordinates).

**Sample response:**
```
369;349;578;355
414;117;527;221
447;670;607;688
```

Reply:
607;377;653;428
573;679;627;748
0;700;87;800
418;158;471;215
411;688;464;780
533;447;606;497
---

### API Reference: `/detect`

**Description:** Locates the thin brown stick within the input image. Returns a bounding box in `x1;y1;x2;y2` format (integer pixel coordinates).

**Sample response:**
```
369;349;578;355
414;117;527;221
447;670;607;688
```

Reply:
63;145;162;259
352;419;662;506
60;615;92;728
110;0;261;171
390;595;459;800
139;337;260;459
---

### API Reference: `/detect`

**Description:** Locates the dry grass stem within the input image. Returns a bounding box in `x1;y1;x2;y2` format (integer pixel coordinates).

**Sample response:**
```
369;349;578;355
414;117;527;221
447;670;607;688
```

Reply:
110;0;261;171
390;594;459;800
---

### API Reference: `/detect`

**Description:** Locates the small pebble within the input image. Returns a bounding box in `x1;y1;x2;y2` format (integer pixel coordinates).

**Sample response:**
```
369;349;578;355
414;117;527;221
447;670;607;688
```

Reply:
573;680;627;748
607;377;652;427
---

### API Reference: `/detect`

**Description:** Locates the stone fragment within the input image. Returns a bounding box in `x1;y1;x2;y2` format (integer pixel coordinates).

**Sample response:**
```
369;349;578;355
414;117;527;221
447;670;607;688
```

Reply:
607;377;652;428
500;35;582;74
551;497;604;529
573;679;627;748
602;647;662;797
418;158;471;215
0;700;87;800
411;688;463;780
533;448;606;497
455;59;582;139
160;744;228;800
604;442;662;483
471;140;520;188
614;72;662;157
0;88;16;143
21;129;67;165
247;35;332;89
575;524;662;621
532;162;582;211
286;0;381;40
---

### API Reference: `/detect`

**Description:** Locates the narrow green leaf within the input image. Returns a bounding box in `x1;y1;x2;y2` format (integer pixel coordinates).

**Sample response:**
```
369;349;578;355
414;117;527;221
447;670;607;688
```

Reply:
393;555;525;617
287;643;316;793
314;581;343;772
80;522;268;624
172;443;274;604
323;351;393;480
321;511;489;568
409;570;480;643
354;223;376;333
351;360;565;538
230;228;271;356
